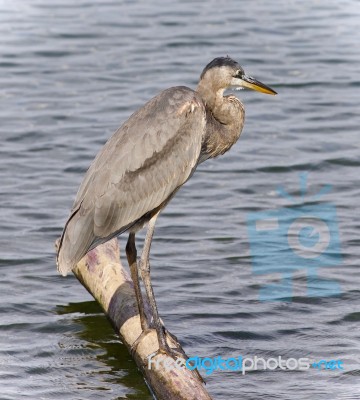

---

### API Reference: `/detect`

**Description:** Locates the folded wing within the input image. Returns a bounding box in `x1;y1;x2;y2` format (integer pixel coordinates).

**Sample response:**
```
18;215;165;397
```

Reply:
57;86;206;275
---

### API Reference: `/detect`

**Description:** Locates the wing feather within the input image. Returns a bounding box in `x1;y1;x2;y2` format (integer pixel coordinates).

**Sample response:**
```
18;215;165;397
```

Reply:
57;86;206;275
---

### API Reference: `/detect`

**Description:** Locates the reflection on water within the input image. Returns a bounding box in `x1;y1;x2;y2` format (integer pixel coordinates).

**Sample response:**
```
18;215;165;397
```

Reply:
0;0;360;398
57;301;151;399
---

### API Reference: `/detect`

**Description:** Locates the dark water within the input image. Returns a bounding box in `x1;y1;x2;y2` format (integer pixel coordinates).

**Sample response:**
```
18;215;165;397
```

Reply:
1;0;360;398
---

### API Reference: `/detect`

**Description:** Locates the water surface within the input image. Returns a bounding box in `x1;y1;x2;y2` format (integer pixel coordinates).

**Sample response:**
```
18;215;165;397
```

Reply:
1;0;360;398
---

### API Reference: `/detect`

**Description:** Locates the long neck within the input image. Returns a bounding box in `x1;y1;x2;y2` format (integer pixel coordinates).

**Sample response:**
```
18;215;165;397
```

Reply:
196;80;245;161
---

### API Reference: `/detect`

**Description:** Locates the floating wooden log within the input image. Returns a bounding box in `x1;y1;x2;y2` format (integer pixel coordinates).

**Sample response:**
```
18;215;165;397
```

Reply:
56;238;212;400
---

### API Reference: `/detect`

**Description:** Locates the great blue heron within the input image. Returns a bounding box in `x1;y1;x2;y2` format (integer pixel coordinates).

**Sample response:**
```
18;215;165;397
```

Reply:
57;56;276;357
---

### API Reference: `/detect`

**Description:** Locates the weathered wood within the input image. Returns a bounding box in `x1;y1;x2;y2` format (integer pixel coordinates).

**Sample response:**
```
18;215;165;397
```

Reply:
57;238;212;400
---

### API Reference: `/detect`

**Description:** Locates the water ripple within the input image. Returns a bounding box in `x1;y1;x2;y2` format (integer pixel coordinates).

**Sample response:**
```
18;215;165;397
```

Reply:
0;0;359;399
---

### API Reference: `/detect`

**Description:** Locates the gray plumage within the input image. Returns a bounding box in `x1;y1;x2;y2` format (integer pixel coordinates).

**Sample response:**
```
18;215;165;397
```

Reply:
57;56;276;276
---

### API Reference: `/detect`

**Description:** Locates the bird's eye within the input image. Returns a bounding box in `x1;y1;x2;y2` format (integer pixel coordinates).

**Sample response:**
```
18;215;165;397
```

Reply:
235;69;243;78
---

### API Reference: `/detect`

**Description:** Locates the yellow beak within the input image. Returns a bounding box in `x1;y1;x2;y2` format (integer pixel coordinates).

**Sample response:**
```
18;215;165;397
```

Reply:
240;74;277;95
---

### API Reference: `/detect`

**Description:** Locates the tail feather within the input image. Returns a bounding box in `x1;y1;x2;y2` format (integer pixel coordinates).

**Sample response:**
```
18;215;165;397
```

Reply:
56;203;95;276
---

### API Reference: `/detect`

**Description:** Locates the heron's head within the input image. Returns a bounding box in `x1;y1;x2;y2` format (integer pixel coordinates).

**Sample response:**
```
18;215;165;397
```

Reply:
200;56;277;95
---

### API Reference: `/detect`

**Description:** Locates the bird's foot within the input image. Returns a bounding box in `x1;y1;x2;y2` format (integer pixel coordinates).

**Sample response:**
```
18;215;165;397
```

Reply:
131;326;205;384
130;328;153;357
130;324;176;356
153;341;205;384
157;342;185;360
163;326;181;347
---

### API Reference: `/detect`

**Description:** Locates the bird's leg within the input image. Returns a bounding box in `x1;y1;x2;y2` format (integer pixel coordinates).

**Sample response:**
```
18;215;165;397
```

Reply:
128;216;204;383
139;215;205;383
138;212;184;360
125;233;149;331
